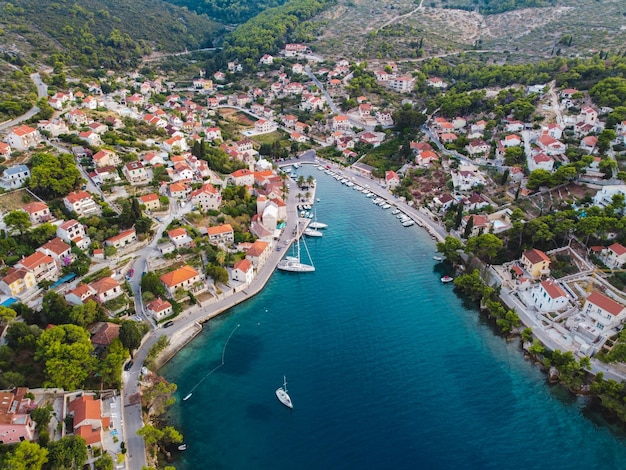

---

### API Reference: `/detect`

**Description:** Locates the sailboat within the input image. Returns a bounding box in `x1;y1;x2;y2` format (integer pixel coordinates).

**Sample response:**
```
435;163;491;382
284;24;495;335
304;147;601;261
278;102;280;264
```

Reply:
309;211;328;230
275;376;293;409
277;227;315;273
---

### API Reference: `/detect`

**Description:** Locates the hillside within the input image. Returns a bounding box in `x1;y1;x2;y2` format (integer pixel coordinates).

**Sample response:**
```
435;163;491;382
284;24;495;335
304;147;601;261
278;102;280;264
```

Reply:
308;0;626;62
163;0;290;24
0;0;221;69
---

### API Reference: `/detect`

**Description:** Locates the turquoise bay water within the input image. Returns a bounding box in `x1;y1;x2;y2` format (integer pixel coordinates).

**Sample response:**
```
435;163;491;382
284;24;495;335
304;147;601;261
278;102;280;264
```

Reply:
163;166;626;469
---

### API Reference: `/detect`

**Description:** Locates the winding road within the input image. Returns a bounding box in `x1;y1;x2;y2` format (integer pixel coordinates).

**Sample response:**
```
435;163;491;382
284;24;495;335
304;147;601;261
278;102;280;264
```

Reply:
0;73;47;131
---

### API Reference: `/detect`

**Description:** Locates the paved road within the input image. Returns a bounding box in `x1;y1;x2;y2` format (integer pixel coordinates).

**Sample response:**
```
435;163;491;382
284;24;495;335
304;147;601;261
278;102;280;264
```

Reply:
121;172;305;469
0;73;47;131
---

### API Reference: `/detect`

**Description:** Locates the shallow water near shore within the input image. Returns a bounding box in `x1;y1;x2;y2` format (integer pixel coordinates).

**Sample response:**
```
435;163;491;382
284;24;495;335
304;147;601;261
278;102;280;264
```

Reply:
162;166;626;469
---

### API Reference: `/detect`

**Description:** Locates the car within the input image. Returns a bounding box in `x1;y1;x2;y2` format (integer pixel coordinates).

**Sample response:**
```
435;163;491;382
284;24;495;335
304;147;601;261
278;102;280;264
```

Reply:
163;321;174;328
124;360;134;371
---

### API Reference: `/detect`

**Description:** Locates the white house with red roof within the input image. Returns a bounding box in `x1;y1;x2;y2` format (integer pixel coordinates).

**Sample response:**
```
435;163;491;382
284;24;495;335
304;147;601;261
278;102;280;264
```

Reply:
580;135;598;154
207;224;234;246
466;139;490;156
504;120;524;133
0;141;10;158
105;228;137;249
140;193;160;211
283;43;308;57
245;240;271;268
63;191;100;217
331;115;351;131
529;152;554;172
601;243;626;269
388;76;415;93
385;171;400;190
502;134;522;148
6;125;41;150
15;251;59;282
67;395;110;448
78;130;102;147
37;118;69;136
531;279;569;312
584;291;626;331
90;277;123;304
160;265;204;297
123;161;149;183
232;258;254;285
37;237;72;266
66;109;91;126
542;123;563;140
536;135;566;156
460;214;491;238
427;77;447;88
163;135;188;153
65;283;97;305
191;183;221;211
167;182;191;200
254;119;277;134
146;298;173;321
229;168;255;186
56;219;90;250
93;149;120;168
23;201;51;224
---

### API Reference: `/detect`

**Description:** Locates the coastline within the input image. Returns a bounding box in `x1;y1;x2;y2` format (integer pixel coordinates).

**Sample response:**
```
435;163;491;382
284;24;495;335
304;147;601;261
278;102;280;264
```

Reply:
153;159;445;369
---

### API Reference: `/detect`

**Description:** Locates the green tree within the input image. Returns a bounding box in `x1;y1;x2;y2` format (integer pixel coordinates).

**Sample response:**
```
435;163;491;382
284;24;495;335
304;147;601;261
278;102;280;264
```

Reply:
28;152;82;199
527;169;552;189
465;233;503;263
35;325;96;390
94;453;114;470
30;405;52;430
47;435;88;470
98;338;128;388
4;441;48;470
435;236;464;264
119;321;144;353
141;272;166;297
4;210;32;235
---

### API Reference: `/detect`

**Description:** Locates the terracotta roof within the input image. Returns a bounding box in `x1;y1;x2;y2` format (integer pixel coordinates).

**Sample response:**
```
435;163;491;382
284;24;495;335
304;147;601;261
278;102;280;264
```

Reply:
234;258;252;273
540;280;567;300
168;227;187;239
147;298;172;313
65;191;93;204
160;265;200;287
59;219;80;230
69;283;94;299
18;251;54;270
523;248;550;264
207;224;233;236
23;201;48;214
609;243;626;256
246;240;269;257
140;193;159;203
90;322;120;346
107;229;136;244
587;291;625;316
1;267;31;285
68;395;103;445
40;237;70;256
11;125;36;136
90;276;120;295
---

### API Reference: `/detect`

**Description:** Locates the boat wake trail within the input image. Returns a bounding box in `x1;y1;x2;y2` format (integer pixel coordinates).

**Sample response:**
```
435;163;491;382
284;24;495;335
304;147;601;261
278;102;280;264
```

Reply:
183;323;240;401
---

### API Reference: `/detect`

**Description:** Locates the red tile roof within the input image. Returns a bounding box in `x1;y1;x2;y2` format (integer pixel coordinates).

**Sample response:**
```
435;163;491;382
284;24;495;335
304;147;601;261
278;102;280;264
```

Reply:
587;291;625;316
523;248;550;264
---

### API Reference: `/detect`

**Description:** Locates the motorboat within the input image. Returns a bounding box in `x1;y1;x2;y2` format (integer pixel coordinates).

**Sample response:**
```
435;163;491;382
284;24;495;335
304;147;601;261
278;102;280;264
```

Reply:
402;220;415;227
276;376;293;409
441;275;454;283
381;204;391;209
178;444;188;451
433;256;443;261
392;209;401;215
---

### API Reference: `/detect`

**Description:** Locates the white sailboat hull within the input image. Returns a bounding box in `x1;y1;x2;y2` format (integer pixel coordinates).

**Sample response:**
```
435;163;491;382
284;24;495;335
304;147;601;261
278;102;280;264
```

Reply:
309;222;327;229
276;388;293;408
277;259;315;272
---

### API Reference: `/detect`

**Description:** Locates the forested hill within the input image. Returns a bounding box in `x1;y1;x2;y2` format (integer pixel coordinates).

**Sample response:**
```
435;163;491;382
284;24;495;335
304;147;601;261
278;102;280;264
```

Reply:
163;0;289;24
0;0;221;69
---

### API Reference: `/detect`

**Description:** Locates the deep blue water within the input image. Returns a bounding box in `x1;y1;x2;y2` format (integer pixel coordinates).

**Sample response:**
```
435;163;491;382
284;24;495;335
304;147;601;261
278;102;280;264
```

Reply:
162;166;626;469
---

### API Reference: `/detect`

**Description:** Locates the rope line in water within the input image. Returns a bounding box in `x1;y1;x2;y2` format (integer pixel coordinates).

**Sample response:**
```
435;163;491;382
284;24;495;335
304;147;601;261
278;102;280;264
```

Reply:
185;323;240;397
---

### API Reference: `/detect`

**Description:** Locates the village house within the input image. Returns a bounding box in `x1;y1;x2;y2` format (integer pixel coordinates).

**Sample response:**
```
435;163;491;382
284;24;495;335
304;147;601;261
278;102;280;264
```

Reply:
529;153;554;172
229;169;255;187
331;115;351;131
452;166;485;192
0;268;36;297
56;219;90;250
388;76;415;93
163;135;188;154
432;194;456;212
460;214;491;238
65;283;96;305
521;248;551;278
105;228;137;250
139;193;161;211
246;240;271;268
92;150;120;168
160;265;204;297
23;201;51;225
283;43;308;57
531;279;569;312
254;119;277;134
78;130;102;147
90;276;123;304
66;395;111;448
0;142;11;159
601;243;626;269
37;118;69;136
232;258;254;285
0;388;35;444
15;251;59;283
63;191;101;217
1;165;30;190
207;224;235;246
66;109;91;126
191;183;222;211
259;54;274;65
122;161;149;184
385;170;400;190
146;298;173;321
584;291;626;332
168;227;194;249
6;125;41;151
89;322;121;349
536;135;566;156
168;182;191;201
466;139;490;156
37;237;72;266
427;77;447;89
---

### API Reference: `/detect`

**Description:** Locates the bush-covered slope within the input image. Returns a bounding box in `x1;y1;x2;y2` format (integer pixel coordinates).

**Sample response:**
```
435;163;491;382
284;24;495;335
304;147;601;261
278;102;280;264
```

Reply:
164;0;289;24
0;0;221;69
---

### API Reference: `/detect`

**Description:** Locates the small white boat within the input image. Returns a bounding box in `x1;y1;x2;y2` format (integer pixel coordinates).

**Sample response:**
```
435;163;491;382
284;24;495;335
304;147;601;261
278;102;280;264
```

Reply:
309;221;327;229
304;227;323;237
381;204;391;209
402;220;414;227
316;198;320;202
441;275;454;283
178;444;188;451
276;376;293;409
183;393;192;401
392;209;401;215
433;256;443;261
